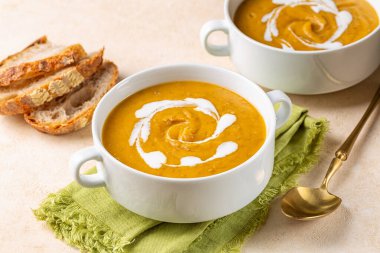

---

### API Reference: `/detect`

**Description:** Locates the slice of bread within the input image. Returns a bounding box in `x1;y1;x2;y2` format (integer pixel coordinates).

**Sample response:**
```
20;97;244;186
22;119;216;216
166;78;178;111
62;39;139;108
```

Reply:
0;36;87;86
0;49;104;115
24;61;118;135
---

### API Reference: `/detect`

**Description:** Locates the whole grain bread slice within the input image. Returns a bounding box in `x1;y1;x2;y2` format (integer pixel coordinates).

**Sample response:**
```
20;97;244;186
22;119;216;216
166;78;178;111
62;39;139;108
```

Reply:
0;49;104;115
24;61;118;135
0;36;87;86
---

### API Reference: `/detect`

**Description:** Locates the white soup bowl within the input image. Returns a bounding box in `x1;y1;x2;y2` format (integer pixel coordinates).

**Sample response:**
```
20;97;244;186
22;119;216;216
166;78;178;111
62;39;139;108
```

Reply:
201;0;380;94
70;64;292;223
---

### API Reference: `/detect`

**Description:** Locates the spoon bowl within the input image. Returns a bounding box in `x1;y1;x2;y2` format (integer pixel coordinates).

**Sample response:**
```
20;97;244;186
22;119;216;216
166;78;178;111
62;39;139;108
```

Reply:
281;187;342;221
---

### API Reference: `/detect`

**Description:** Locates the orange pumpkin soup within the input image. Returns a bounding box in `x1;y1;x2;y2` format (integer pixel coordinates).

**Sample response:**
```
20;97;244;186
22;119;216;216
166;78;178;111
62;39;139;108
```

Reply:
234;0;379;51
102;81;266;178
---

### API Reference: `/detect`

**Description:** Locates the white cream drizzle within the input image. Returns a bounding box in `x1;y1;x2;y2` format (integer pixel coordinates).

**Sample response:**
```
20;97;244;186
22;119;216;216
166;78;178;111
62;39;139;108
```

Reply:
261;0;352;50
166;141;238;167
129;98;238;169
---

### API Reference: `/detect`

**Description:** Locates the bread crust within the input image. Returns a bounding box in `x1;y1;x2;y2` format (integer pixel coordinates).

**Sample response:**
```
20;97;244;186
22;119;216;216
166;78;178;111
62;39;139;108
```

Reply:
0;36;87;86
24;61;119;135
0;36;47;67
0;49;104;115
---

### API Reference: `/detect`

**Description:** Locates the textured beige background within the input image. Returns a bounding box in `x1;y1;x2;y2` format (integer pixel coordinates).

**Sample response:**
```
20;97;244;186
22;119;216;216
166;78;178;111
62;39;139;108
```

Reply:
0;0;379;252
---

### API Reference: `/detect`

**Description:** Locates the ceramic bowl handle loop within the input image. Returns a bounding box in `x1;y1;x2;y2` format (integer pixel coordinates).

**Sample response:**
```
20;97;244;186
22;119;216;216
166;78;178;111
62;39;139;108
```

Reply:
267;90;292;129
200;20;230;56
70;146;106;188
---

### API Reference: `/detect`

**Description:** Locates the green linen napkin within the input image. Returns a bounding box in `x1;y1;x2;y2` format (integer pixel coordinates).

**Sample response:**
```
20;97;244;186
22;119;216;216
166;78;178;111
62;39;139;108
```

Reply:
35;105;328;253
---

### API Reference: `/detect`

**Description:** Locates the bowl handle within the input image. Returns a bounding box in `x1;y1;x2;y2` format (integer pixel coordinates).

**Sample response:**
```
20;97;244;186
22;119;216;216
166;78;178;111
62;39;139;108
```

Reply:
70;146;106;188
267;90;292;129
200;20;230;56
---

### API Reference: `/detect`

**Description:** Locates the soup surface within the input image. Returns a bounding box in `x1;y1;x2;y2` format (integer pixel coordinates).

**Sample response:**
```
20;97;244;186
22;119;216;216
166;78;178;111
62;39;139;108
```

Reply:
102;81;266;178
234;0;379;51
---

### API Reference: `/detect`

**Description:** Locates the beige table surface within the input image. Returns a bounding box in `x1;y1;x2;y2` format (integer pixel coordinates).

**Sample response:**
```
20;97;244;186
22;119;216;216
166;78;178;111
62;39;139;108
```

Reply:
0;0;379;252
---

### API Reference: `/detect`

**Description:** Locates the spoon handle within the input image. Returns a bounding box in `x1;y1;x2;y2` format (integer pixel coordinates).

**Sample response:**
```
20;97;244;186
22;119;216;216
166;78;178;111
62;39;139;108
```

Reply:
336;85;380;161
322;85;380;188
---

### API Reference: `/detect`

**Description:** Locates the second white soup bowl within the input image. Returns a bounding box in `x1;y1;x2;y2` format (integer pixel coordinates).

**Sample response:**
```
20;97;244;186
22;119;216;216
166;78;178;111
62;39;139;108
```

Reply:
70;64;292;223
201;0;380;94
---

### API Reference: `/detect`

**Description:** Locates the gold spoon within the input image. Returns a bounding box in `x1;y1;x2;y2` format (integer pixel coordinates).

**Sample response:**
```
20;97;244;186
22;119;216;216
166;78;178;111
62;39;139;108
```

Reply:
281;85;380;221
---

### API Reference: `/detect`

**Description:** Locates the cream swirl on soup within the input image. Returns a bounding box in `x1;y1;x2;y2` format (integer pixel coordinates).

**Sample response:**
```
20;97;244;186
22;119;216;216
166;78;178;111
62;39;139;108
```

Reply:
262;0;352;50
129;98;238;169
234;0;379;51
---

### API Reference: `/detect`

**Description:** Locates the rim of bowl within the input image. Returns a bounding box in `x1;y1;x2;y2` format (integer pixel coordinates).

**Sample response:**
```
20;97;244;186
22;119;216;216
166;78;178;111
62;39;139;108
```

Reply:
92;63;276;183
224;0;380;55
